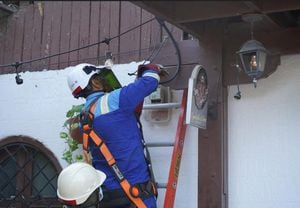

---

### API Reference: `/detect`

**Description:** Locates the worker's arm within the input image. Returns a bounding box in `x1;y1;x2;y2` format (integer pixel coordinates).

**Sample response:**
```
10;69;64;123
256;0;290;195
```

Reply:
119;64;161;111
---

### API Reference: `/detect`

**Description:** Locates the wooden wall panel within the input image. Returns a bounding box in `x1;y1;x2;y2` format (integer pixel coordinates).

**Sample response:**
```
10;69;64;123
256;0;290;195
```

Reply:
0;1;182;74
88;1;101;65
13;10;25;70
163;22;182;41
0;19;5;65
3;16;16;68
49;2;63;69
22;4;34;70
169;23;183;41
41;2;53;69
31;3;43;70
99;1;110;65
78;1;90;65
109;1;120;64
140;9;153;61
59;1;72;69
69;1;81;65
150;18;162;57
119;1;141;63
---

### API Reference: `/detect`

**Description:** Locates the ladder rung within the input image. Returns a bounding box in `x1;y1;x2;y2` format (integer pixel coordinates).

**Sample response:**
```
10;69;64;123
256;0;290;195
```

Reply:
143;102;180;110
146;142;174;147
157;183;167;189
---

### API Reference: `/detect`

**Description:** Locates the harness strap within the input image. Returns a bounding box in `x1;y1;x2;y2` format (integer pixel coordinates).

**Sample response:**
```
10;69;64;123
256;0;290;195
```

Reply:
135;114;158;198
82;102;147;208
82;102;96;164
100;181;156;208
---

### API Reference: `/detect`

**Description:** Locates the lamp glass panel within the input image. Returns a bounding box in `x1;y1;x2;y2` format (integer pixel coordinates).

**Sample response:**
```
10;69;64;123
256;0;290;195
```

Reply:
258;51;266;74
243;52;257;74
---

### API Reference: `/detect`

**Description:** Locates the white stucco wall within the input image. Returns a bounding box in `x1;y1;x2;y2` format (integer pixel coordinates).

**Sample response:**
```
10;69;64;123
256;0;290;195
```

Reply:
0;62;198;207
228;54;300;208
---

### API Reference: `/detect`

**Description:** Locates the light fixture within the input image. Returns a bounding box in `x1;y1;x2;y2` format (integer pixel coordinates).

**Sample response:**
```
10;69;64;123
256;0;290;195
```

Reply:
104;51;114;67
14;62;23;85
234;64;242;100
237;13;268;88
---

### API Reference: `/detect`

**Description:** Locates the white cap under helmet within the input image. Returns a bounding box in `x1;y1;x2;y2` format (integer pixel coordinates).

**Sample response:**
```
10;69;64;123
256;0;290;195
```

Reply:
57;162;106;205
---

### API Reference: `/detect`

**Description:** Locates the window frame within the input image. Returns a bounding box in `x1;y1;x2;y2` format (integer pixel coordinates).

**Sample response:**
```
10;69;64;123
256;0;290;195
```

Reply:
0;136;62;208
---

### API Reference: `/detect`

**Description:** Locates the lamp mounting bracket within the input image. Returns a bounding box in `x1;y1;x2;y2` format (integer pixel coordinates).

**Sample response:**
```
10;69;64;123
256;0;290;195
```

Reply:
242;13;263;24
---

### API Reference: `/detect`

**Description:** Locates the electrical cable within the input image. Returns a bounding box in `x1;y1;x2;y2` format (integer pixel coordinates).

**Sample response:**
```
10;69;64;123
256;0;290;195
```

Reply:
142;36;169;65
0;17;156;68
35;45;162;69
0;16;184;86
127;35;170;76
130;17;182;83
155;18;182;84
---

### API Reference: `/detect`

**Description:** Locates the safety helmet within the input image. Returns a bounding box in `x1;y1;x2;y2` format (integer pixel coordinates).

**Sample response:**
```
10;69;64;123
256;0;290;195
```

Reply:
66;63;100;98
57;162;106;206
66;63;122;98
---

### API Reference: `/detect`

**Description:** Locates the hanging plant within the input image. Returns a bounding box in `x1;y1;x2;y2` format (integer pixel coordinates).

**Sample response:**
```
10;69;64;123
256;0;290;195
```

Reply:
60;103;84;164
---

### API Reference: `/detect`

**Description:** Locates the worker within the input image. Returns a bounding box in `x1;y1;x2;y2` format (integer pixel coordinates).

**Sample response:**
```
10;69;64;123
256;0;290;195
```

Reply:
66;63;165;207
57;162;106;207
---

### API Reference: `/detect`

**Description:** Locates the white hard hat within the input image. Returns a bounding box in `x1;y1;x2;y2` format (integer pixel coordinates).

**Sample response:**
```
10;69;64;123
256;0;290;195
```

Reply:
57;162;106;205
66;63;100;98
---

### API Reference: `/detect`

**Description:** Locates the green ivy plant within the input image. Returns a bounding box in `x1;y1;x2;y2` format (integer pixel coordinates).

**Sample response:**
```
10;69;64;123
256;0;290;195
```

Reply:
60;103;84;164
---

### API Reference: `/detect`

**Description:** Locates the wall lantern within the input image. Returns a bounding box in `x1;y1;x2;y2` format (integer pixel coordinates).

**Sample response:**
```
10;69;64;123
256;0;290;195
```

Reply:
236;13;268;88
237;39;267;87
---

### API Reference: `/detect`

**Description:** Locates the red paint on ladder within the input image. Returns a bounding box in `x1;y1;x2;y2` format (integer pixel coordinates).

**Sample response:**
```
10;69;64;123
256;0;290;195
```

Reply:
164;89;188;208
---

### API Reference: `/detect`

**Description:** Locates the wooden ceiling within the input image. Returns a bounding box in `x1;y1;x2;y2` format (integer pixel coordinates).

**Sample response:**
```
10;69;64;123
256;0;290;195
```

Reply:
132;1;300;38
132;1;300;85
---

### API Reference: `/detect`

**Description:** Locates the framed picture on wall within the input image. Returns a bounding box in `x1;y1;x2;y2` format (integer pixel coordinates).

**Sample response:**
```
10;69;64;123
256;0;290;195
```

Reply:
186;65;208;129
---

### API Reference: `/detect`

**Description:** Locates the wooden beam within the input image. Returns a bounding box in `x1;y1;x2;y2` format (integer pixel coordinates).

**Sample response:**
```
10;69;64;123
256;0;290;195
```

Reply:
132;1;300;24
132;1;177;25
132;1;251;24
174;2;250;24
259;0;300;13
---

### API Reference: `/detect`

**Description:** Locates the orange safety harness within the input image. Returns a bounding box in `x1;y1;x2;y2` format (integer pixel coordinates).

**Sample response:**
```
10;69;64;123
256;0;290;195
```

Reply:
80;101;154;208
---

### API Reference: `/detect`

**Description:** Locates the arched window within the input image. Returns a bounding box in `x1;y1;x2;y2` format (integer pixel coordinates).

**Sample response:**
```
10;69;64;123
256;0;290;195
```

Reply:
0;136;62;207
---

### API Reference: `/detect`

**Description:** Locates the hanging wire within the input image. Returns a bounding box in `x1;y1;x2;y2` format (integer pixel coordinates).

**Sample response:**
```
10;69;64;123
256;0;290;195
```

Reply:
142;36;169;65
0;17;156;69
44;44;162;69
156;17;182;84
0;16;185;85
126;17;183;83
126;35;170;76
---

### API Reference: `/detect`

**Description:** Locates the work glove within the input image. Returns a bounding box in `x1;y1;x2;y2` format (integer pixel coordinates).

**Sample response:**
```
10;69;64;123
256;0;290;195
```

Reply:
137;64;169;78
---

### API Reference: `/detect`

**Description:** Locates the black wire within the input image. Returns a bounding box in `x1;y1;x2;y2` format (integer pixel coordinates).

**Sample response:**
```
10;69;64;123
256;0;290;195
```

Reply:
0;17;156;68
1;16;185;86
20;44;161;70
156;18;182;84
127;18;183;83
142;36;169;65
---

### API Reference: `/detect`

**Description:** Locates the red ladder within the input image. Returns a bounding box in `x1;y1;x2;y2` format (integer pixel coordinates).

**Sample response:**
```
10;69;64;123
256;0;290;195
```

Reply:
144;89;188;208
163;89;187;208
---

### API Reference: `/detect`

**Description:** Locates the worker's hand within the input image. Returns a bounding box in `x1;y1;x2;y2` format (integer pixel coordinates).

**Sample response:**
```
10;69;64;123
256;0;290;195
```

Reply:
158;66;169;77
137;64;169;78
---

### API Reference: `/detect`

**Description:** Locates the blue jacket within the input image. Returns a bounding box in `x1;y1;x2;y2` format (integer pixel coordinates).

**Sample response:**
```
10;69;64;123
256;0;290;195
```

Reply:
82;69;160;190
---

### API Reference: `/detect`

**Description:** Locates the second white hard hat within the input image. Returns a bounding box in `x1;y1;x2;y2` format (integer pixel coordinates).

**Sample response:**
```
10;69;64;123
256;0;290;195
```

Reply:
57;162;106;205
